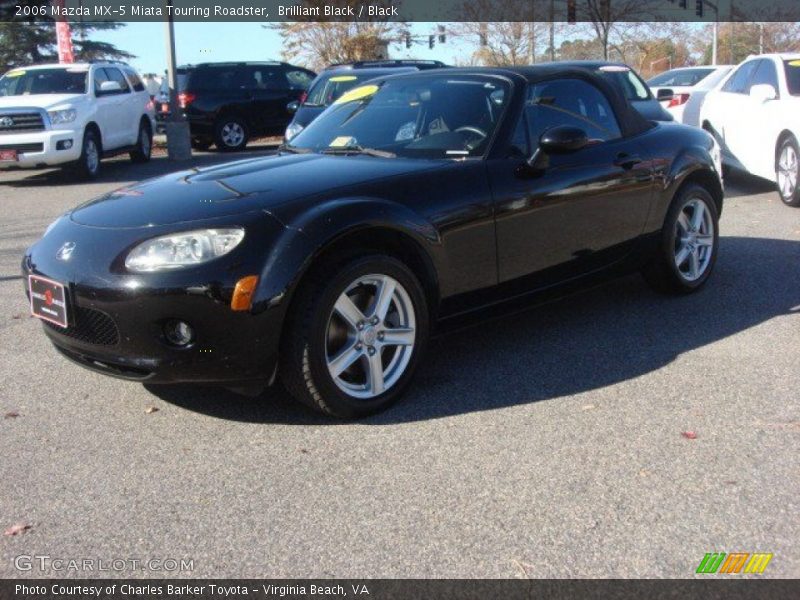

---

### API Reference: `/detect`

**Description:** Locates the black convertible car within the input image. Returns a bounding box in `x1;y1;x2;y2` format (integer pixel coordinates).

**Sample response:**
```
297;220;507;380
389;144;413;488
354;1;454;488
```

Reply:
23;66;723;418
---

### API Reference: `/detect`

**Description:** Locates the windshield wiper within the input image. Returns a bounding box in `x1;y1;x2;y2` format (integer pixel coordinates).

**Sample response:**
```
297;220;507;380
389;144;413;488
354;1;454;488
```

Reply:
321;145;396;158
277;143;313;154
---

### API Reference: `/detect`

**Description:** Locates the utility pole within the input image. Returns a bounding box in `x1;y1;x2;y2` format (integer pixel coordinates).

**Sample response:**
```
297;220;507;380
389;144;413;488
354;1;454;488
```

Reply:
549;0;555;61
163;0;191;160
528;23;536;64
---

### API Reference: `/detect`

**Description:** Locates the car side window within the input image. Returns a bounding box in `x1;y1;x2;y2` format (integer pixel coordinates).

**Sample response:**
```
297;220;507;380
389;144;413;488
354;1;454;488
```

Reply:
123;68;146;92
749;59;779;94
104;67;131;93
250;67;287;90
286;69;314;90
93;68;110;96
722;61;758;94
525;79;621;146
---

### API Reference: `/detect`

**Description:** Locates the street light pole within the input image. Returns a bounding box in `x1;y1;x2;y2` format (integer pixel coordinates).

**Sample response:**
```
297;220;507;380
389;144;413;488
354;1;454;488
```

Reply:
163;0;191;160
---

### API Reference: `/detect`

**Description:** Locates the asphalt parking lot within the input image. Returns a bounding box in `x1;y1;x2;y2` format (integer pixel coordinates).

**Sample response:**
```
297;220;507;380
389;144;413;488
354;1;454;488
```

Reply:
1;149;798;578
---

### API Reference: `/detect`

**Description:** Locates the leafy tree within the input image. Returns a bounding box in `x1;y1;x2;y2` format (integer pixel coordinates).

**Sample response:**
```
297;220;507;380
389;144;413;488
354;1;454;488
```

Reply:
0;21;133;72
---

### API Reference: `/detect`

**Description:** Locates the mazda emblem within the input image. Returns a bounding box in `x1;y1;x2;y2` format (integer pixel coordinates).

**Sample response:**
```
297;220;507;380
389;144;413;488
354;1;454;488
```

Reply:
0;116;14;128
56;242;76;261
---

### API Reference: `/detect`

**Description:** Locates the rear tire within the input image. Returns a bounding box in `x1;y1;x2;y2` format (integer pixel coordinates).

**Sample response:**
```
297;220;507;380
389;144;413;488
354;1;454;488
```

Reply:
280;254;429;419
73;128;101;180
776;136;800;207
214;116;249;152
642;183;719;295
129;120;152;163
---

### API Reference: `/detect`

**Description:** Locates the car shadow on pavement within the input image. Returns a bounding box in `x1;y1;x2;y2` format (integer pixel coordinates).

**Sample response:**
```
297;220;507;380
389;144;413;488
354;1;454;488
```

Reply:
0;144;279;188
147;236;800;425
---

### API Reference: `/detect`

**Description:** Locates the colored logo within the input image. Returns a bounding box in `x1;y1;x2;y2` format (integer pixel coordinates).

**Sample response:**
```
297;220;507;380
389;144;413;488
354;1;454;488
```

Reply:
696;552;773;574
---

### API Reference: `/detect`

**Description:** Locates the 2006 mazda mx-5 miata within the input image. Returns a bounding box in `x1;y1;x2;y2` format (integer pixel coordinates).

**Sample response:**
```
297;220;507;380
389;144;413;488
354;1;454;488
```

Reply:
24;66;724;418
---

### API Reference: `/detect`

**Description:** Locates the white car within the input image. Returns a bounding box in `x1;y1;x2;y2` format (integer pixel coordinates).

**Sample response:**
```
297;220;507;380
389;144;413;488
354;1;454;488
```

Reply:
0;62;156;179
648;65;733;125
700;53;800;207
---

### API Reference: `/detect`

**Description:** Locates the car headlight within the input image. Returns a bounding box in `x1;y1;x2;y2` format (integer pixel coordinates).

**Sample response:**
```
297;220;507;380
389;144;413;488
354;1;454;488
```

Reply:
125;228;245;272
285;121;304;140
47;108;77;125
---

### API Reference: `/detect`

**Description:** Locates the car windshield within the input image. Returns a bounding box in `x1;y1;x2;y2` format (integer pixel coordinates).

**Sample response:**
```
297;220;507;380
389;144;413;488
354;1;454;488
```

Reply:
0;67;88;96
305;72;392;107
784;60;800;95
287;74;511;159
648;68;715;87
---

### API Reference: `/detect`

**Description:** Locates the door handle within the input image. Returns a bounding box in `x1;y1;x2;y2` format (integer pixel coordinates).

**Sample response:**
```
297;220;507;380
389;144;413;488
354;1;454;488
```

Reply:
614;153;642;169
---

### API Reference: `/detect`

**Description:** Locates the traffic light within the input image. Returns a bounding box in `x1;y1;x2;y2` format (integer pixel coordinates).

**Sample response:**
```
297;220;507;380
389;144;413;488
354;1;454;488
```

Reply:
428;35;435;49
438;25;446;44
695;0;704;16
567;0;576;24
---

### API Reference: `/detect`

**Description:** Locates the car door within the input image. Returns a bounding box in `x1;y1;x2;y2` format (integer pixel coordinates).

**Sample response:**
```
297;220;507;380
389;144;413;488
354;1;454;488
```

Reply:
103;66;139;146
246;65;293;134
92;67;131;150
489;78;654;287
737;58;782;180
712;60;759;167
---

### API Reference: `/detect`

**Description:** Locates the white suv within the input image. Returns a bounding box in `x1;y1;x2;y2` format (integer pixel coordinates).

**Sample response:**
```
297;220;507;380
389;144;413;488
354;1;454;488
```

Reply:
0;62;156;179
700;53;800;207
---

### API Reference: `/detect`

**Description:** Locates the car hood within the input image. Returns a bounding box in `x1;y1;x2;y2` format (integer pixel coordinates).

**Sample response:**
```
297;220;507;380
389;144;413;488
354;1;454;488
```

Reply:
0;93;86;111
70;153;448;228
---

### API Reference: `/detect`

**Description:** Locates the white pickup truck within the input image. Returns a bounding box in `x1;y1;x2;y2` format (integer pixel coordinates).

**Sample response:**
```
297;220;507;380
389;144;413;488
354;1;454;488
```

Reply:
0;62;156;179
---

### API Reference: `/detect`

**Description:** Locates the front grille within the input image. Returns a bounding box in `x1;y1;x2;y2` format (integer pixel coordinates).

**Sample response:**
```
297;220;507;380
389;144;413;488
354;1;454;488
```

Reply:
44;306;120;346
0;112;45;133
0;143;43;153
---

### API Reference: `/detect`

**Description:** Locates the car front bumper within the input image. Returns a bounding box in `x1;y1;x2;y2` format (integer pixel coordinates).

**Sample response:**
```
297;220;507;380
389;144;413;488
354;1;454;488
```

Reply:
0;128;82;168
22;215;289;385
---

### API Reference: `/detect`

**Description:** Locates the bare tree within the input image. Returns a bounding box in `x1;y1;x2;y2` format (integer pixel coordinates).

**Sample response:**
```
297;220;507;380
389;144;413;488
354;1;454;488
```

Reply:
453;21;549;66
575;0;660;60
269;0;407;70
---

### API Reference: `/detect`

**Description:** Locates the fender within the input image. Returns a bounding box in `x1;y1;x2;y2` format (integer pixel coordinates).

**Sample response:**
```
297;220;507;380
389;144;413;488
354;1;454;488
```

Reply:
645;139;721;234
251;197;441;313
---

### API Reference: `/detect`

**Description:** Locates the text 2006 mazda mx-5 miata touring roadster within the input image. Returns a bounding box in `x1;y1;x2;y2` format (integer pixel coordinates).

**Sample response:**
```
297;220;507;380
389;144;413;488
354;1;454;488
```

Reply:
24;66;723;418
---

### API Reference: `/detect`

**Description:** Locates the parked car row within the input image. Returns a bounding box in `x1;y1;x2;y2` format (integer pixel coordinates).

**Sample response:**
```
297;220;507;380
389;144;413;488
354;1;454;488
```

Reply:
648;54;800;207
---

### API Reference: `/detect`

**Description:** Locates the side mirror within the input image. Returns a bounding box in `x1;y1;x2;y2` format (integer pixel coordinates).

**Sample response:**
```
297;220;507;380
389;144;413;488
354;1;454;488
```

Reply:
656;88;674;102
539;126;589;155
525;126;589;172
286;100;299;114
98;80;122;95
749;83;777;102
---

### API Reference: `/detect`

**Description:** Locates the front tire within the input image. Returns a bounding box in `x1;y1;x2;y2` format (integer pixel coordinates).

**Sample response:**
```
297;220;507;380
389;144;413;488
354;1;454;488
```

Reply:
130;120;152;163
280;255;429;419
642;183;719;294
73;128;101;180
776;136;800;207
214;116;249;152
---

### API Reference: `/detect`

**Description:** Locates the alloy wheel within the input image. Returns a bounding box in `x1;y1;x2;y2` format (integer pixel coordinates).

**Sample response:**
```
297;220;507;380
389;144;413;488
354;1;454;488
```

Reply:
221;122;245;148
777;144;798;199
325;274;416;399
673;197;714;282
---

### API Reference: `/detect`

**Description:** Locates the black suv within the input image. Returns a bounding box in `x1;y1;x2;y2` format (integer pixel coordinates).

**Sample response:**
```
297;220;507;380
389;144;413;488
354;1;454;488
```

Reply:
171;62;316;151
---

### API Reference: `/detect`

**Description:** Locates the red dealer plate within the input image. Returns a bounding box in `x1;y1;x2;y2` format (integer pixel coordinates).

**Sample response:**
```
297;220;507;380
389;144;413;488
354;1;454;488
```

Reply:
0;149;17;162
28;275;68;328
